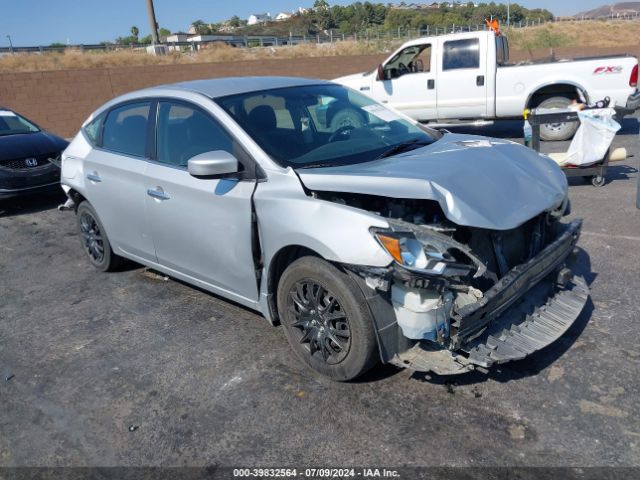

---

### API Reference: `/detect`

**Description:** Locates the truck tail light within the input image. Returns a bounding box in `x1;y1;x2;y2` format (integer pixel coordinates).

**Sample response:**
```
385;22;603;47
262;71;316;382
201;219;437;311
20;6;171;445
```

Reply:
631;64;638;87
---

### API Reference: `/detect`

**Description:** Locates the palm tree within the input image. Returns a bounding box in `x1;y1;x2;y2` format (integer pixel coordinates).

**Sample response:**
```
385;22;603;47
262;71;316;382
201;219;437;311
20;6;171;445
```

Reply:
191;19;207;34
130;25;139;40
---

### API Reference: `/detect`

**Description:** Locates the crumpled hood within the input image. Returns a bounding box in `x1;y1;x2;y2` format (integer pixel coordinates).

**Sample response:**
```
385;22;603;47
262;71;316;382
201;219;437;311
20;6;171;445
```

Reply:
297;134;568;230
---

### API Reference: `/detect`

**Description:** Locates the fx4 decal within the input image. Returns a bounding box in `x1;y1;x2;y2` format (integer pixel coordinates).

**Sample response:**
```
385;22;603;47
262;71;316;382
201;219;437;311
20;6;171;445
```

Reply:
593;66;624;75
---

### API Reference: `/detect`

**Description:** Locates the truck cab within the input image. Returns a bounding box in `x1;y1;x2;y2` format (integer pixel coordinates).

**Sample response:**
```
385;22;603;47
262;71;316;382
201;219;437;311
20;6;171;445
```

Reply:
335;29;639;140
337;31;504;122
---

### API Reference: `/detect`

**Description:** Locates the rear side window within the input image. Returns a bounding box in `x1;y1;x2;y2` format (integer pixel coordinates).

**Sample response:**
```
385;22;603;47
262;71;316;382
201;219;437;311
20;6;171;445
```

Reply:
156;102;233;168
102;102;151;157
443;39;480;70
496;36;509;65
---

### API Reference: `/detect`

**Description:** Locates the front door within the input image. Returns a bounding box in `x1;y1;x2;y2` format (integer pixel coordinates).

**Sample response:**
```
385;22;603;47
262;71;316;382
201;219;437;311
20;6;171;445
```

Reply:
144;100;259;304
371;43;437;121
436;36;488;120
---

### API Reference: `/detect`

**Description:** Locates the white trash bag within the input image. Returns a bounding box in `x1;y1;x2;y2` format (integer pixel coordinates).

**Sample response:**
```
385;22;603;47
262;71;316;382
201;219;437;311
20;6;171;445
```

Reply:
563;108;621;167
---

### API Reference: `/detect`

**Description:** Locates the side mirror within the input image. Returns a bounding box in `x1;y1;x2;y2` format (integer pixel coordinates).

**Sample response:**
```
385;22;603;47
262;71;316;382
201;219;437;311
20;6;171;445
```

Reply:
187;150;239;178
376;64;385;81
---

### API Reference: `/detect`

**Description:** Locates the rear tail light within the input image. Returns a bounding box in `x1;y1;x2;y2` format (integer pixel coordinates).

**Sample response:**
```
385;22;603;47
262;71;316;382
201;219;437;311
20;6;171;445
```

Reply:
631;64;638;87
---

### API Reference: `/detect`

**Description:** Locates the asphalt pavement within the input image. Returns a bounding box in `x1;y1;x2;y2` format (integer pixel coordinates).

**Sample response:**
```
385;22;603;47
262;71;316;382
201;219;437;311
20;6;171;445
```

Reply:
0;115;639;468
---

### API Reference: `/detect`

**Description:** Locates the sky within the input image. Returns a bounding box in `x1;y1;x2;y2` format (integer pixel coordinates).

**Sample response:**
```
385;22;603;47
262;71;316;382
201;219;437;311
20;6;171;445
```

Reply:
1;0;615;46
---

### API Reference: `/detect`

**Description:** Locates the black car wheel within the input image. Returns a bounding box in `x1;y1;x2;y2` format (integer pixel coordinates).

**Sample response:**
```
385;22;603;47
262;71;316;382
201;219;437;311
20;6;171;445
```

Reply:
76;201;121;272
277;256;378;381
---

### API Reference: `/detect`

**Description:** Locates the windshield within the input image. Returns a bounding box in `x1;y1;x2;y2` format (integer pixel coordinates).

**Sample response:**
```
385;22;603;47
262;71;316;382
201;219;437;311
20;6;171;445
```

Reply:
0;110;40;136
216;84;441;169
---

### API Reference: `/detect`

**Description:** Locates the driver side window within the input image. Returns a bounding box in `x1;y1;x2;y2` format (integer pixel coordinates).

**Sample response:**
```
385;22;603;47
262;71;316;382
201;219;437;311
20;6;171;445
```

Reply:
156;102;233;168
384;44;431;80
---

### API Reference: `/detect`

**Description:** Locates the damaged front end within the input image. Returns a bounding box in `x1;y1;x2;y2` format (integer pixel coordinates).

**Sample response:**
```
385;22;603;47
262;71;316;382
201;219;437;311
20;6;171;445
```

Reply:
318;192;589;375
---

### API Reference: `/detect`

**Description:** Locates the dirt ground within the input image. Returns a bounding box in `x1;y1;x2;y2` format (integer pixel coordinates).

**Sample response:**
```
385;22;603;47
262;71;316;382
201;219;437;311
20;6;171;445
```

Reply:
0;116;639;469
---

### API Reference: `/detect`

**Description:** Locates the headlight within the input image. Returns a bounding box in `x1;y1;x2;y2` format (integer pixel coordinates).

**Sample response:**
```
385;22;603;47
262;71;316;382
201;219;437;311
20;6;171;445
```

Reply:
373;231;447;274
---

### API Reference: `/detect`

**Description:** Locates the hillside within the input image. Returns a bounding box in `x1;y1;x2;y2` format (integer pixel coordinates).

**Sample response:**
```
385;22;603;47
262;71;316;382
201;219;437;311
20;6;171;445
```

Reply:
1;20;639;73
575;2;640;18
204;2;554;37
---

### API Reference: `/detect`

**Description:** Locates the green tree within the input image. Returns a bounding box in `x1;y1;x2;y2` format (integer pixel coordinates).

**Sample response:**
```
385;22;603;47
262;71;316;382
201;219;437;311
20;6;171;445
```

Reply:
158;27;171;37
130;25;139;39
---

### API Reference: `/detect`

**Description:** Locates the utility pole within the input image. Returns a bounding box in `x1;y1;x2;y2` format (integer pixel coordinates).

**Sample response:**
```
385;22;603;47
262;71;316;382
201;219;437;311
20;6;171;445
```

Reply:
507;1;510;27
6;34;13;54
146;0;159;44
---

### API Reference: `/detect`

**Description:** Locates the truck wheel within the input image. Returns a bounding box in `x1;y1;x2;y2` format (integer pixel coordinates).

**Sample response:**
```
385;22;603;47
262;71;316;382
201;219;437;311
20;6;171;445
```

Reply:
329;108;365;131
277;256;378;381
537;97;579;141
76;201;122;272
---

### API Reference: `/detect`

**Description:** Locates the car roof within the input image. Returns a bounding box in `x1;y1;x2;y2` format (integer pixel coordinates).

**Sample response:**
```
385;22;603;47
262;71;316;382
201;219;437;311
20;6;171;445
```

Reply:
157;76;333;99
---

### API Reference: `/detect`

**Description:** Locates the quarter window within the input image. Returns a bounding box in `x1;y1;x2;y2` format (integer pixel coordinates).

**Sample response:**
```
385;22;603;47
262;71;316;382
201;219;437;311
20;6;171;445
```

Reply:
155;102;233;168
84;114;103;146
443;39;480;70
102;102;151;157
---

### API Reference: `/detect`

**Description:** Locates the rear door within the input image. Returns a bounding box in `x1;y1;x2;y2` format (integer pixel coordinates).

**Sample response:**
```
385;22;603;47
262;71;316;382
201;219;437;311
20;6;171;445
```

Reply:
82;101;156;262
436;36;488;119
144;100;259;304
370;43;437;120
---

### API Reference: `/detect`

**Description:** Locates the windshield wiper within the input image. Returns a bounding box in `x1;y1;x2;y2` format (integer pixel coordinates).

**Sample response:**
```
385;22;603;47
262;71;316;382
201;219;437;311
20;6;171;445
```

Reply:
376;138;433;159
295;162;340;170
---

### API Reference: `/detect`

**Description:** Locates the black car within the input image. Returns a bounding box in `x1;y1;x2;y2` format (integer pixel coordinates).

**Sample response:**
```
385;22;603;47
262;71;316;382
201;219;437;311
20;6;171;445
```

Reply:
0;108;68;199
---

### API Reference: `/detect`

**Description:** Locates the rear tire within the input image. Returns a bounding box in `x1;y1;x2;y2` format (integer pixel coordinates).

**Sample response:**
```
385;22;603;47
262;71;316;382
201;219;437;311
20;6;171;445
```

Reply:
277;256;378;381
537;96;579;141
76;201;122;272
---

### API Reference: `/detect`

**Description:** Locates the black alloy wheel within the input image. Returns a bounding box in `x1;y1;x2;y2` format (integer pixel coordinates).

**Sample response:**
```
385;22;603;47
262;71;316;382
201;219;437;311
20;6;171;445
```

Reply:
287;280;352;365
277;256;378;381
76;201;122;272
79;211;105;264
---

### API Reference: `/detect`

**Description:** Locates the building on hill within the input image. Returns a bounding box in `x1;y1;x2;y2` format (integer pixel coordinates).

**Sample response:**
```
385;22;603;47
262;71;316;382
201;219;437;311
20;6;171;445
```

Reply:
166;33;189;43
248;13;272;25
275;12;293;21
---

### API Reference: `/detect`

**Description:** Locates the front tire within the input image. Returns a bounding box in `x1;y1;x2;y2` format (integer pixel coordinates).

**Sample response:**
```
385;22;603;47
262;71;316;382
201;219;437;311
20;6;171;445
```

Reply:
537;96;579;141
277;256;378;381
76;201;122;272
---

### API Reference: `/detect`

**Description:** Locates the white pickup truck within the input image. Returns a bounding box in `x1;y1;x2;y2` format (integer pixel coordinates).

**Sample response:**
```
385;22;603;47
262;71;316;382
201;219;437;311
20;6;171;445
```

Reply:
334;30;639;140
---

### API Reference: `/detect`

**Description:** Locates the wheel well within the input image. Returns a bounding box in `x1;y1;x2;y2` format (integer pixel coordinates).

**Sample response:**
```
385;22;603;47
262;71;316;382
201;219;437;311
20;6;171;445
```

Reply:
67;189;87;211
267;245;321;323
527;84;585;109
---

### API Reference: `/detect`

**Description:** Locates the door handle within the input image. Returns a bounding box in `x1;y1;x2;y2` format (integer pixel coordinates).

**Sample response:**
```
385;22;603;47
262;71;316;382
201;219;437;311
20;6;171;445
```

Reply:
147;188;171;201
476;75;485;86
86;172;102;183
427;79;435;89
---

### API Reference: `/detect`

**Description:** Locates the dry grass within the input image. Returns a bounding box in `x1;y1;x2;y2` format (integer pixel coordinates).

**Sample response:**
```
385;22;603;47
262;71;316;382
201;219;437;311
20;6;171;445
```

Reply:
1;20;638;73
0;41;396;74
507;20;640;50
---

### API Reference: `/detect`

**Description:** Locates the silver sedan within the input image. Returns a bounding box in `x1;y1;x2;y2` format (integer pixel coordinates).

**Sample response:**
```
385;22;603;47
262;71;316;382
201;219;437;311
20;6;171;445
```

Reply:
61;77;588;380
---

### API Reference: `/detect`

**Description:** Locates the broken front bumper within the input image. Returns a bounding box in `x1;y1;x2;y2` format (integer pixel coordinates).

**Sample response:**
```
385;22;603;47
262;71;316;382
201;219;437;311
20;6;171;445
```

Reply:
352;219;589;375
396;273;588;375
